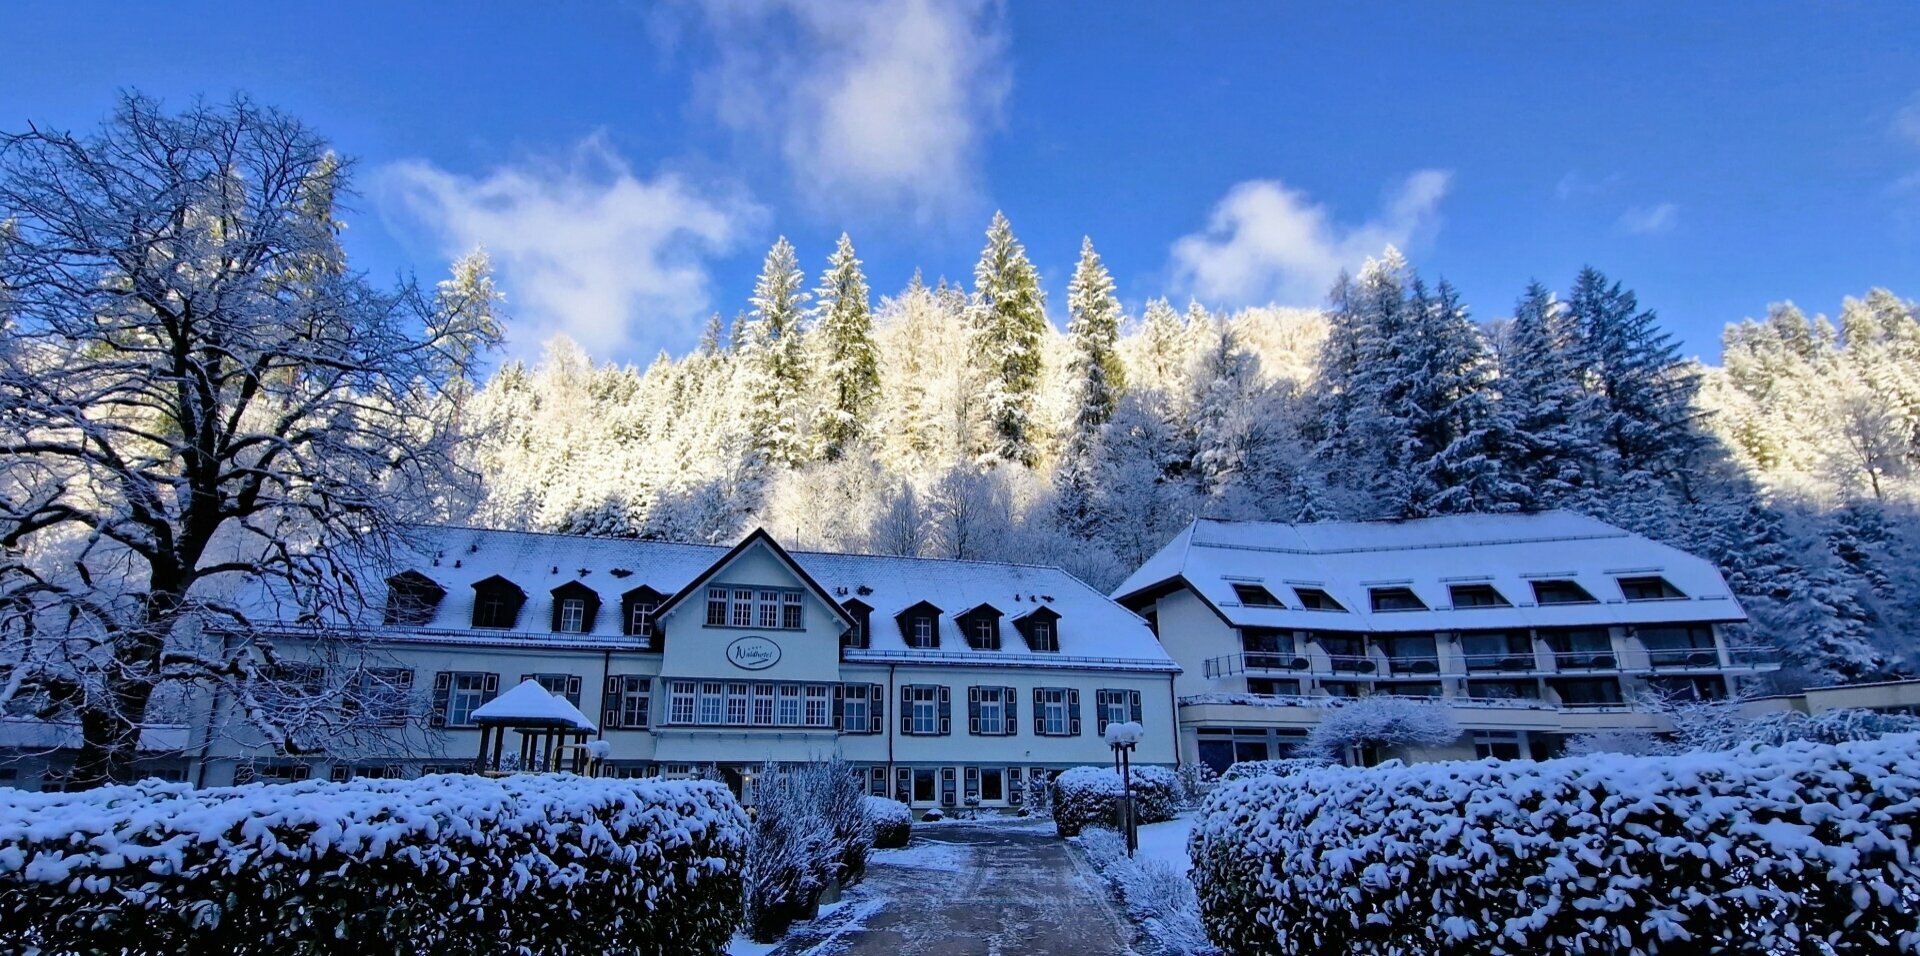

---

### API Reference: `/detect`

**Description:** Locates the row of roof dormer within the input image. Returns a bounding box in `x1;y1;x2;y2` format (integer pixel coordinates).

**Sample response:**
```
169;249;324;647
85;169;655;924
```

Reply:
237;526;1174;669
1111;512;1748;632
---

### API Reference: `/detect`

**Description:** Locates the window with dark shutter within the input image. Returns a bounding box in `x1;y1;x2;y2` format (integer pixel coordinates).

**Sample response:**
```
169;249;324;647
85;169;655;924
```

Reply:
1128;689;1143;724
1003;685;1018;735
1067;688;1081;735
938;685;952;735
869;683;884;733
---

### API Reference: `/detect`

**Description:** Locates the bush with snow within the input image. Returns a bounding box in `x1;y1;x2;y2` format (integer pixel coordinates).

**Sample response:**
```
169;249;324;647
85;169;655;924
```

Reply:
1190;734;1920;955
1216;757;1330;782
1051;765;1178;837
744;759;871;943
863;795;912;849
1174;762;1218;806
1078;828;1218;956
1302;695;1460;760
0;773;747;954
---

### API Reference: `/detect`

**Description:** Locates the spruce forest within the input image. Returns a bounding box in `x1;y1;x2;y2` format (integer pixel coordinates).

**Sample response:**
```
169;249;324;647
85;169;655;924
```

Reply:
447;214;1919;689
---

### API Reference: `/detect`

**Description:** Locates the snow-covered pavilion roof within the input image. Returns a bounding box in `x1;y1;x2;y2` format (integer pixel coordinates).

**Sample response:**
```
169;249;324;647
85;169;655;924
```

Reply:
470;679;598;731
1112;511;1746;632
241;525;1174;672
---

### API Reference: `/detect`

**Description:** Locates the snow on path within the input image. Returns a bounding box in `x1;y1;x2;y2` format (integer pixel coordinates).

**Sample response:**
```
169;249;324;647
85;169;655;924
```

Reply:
766;824;1135;956
1132;812;1197;876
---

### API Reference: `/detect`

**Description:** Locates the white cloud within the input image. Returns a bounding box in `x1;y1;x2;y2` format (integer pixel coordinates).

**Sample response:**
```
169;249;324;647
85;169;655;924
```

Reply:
1169;171;1452;307
1555;170;1622;201
1617;202;1679;236
1894;92;1920;149
376;135;760;359
686;0;1009;220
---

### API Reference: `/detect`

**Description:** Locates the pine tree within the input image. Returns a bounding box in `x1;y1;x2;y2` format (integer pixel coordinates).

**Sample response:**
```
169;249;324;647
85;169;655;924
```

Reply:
813;233;879;461
968;211;1048;466
1568;267;1704;482
698;313;726;356
744;237;812;467
1055;237;1124;531
1498;281;1593;505
1401;279;1529;514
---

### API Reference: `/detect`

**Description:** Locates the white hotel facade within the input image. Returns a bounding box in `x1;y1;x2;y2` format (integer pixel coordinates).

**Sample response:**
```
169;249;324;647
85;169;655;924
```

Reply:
1114;511;1783;769
14;510;1902;799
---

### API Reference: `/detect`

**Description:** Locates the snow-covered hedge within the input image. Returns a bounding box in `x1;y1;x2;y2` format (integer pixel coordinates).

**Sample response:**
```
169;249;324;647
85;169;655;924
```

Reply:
1052;766;1178;837
1216;758;1330;782
0;773;747;954
1190;735;1920;955
744;759;870;943
1079;828;1217;956
1302;695;1459;759
863;795;912;849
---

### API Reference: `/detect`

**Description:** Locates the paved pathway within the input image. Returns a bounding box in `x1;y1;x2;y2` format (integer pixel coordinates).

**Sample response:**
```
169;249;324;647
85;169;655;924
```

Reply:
776;822;1134;956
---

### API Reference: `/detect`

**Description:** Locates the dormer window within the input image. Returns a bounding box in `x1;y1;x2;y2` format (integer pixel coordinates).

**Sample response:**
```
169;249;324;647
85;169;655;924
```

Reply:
841;599;873;650
1028;619;1056;652
1619;576;1685;601
548;581;600;634
972;619;996;649
957;604;1004;651
622;585;665;646
1231;584;1284;608
383;571;446;627
471;576;526;629
1014;606;1061;653
630;601;655;636
1369;587;1426;612
1532;579;1597;605
1293;587;1346;612
896;601;943;649
1448;584;1510;609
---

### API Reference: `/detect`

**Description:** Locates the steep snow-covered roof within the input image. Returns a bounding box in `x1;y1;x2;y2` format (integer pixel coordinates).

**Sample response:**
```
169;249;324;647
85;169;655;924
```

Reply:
1111;511;1745;631
243;526;1172;671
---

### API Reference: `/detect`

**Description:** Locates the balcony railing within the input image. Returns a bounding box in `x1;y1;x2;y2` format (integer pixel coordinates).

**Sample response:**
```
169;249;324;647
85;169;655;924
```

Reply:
1204;643;1783;682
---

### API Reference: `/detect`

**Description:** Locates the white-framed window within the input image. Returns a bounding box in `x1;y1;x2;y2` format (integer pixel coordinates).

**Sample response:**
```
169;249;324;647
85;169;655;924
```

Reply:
531;673;581;706
843;686;869;731
630;601;657;638
782;591;804;629
669;680;696;724
1028;619;1056;652
357;668;413;727
726;683;750;725
972;618;996;648
1098;689;1128;731
706;588;729;626
558;598;587;633
731;588;755;627
618;678;650;729
912;616;935;647
448;673;489;727
752;684;776;725
758;590;782;628
910;685;940;735
978;687;1004;733
1040;688;1069;736
777;684;802;726
804;685;830;727
698;682;725;724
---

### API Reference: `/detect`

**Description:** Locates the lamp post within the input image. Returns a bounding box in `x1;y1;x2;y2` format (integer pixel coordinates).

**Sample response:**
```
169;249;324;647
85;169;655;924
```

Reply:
1104;720;1145;857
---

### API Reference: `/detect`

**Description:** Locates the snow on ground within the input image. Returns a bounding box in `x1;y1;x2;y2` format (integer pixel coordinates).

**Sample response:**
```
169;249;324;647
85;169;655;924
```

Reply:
1133;811;1196;876
868;837;968;871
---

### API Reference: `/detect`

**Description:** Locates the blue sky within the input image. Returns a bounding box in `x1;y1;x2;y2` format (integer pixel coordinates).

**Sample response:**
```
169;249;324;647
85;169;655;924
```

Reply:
3;1;1917;364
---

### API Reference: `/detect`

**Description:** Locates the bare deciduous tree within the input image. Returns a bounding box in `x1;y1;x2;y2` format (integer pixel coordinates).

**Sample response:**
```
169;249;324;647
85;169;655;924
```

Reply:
0;94;496;787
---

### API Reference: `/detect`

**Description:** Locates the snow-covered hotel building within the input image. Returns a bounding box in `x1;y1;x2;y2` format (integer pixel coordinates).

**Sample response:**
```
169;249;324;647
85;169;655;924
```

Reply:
1112;511;1783;770
150;527;1178;808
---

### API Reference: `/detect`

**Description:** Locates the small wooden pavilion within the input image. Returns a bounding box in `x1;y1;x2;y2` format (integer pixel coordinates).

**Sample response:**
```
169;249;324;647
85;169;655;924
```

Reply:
470;679;602;774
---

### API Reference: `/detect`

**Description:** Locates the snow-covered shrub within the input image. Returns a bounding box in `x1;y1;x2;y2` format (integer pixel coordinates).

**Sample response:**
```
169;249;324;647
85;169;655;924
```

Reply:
0;773;746;954
1302;696;1460;760
1078;828;1218;956
1175;762;1218;806
864;795;912;849
921;807;944;821
1574;704;1920;757
1052;766;1179;837
1216;757;1330;782
1021;769;1053;816
744;759;870;943
1190;734;1920;955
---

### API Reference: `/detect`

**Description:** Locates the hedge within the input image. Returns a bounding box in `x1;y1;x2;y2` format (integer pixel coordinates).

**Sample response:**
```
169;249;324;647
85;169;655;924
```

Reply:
1216;758;1329;782
863;796;912;849
1190;734;1920;955
0;773;747;955
1052;765;1178;838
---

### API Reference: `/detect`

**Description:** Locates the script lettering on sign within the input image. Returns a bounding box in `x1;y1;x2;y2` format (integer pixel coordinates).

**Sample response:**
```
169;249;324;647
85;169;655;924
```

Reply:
726;636;781;671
